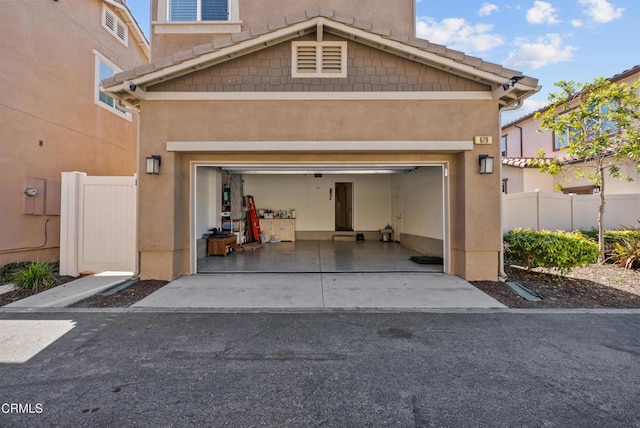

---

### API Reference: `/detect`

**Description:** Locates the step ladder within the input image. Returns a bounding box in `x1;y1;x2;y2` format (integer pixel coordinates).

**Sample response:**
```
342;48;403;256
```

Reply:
246;195;261;242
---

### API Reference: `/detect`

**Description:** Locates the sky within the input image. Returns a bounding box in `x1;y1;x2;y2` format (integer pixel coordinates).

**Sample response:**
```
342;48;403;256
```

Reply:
126;0;639;124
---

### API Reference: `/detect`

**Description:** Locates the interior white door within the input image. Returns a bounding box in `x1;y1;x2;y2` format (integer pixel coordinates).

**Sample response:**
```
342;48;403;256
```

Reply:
393;186;402;242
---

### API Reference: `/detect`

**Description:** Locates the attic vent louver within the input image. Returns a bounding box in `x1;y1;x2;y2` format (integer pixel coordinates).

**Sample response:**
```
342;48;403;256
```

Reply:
104;9;115;31
292;42;347;78
102;5;128;46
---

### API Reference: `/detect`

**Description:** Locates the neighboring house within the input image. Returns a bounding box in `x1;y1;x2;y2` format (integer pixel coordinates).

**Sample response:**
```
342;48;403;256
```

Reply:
0;0;149;267
103;0;539;281
501;65;640;195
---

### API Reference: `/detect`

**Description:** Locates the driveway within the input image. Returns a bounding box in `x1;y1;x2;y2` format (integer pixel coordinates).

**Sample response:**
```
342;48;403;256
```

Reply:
0;311;639;426
132;272;505;309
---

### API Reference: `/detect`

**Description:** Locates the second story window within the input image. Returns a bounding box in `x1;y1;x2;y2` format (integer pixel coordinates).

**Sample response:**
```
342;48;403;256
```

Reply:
94;51;130;120
554;127;572;150
169;0;229;21
554;102;618;151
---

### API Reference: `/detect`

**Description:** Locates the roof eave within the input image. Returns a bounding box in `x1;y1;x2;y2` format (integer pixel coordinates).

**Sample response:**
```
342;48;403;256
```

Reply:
103;0;151;60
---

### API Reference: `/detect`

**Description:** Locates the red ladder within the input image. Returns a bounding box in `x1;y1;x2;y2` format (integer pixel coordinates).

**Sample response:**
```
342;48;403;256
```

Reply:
246;195;261;242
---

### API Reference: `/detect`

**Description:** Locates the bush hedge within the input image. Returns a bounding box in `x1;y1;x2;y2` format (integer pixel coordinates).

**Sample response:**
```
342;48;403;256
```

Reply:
504;228;599;275
580;229;640;245
580;228;640;269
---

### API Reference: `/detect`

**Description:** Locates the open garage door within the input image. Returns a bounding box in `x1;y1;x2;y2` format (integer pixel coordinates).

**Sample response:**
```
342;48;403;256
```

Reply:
190;163;448;275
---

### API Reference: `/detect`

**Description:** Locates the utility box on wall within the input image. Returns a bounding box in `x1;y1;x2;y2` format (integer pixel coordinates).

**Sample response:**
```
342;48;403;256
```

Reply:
23;177;45;215
23;177;61;216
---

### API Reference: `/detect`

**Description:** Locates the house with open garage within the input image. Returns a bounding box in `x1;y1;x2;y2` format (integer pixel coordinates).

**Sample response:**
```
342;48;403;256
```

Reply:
103;0;539;282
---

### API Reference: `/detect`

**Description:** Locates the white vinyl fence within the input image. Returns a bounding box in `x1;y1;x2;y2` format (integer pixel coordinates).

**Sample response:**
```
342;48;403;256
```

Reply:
503;191;640;233
60;172;137;276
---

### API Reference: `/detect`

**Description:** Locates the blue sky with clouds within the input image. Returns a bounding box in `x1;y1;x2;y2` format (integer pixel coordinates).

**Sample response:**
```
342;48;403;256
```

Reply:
126;0;639;123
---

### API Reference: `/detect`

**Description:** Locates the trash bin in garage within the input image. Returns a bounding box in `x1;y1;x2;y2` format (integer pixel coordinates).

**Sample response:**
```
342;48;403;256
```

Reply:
379;227;393;242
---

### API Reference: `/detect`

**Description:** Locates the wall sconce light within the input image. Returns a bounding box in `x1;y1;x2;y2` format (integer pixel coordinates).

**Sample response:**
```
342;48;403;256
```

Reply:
146;155;161;175
479;154;494;175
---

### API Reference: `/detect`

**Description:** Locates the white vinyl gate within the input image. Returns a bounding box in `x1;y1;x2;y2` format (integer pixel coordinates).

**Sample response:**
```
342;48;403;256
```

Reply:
60;172;136;276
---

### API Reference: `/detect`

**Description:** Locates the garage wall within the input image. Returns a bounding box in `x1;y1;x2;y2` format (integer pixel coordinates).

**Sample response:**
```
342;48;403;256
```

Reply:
243;174;392;231
390;166;444;256
398;167;443;239
195;167;222;237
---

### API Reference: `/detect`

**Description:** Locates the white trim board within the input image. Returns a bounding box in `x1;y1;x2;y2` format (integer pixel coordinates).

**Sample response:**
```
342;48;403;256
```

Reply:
144;91;494;101
167;141;474;152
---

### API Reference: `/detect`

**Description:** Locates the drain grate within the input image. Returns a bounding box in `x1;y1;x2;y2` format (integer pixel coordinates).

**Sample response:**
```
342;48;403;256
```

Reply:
504;282;543;301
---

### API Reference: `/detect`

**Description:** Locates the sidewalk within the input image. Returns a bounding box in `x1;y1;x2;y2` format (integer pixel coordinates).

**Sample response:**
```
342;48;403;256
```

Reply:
3;272;132;308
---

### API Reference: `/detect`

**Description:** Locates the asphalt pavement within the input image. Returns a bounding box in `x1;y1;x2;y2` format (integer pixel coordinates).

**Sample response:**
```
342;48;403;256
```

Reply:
0;311;639;427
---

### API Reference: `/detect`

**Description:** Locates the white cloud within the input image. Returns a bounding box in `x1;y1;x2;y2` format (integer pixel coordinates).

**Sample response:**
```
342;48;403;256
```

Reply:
415;17;504;53
571;19;584;27
503;34;576;69
479;3;499;17
578;0;624;23
526;1;561;24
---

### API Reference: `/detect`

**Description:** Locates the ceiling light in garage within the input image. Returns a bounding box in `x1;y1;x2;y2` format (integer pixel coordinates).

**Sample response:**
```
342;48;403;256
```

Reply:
220;165;418;174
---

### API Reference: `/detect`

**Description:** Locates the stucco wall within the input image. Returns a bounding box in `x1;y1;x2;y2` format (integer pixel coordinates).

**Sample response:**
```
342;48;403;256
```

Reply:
0;0;147;266
238;0;415;36
503;119;555;158
151;0;415;59
503;160;639;194
502;166;525;194
137;97;501;281
553;159;640;194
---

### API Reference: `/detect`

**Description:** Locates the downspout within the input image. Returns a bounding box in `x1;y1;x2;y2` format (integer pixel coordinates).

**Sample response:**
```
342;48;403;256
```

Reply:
113;92;141;278
134;109;141;279
514;124;524;157
497;99;524;280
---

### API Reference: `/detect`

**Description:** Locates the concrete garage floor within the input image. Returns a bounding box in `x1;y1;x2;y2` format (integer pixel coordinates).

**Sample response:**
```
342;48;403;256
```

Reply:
133;241;505;309
197;240;443;273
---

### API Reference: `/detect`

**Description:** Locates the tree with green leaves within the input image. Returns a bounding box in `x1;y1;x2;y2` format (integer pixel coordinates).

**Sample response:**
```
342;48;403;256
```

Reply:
531;77;640;261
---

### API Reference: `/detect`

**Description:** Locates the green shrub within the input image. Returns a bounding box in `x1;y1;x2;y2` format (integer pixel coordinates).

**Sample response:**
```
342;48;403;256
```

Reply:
580;228;640;259
0;262;31;284
504;228;599;275
580;228;640;243
11;262;56;292
612;236;640;269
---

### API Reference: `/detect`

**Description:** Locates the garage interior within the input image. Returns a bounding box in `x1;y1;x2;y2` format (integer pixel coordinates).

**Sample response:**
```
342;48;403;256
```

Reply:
193;164;447;275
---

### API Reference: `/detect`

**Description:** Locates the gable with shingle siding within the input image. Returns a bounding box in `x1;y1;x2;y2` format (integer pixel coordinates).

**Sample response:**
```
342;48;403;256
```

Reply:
147;34;490;93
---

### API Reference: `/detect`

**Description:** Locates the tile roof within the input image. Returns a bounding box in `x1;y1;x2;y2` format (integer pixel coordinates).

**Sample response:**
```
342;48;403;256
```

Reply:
502;157;540;168
502;154;596;168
